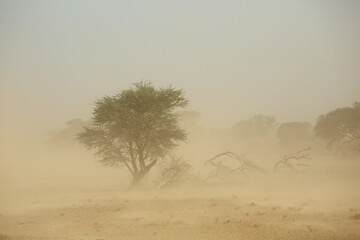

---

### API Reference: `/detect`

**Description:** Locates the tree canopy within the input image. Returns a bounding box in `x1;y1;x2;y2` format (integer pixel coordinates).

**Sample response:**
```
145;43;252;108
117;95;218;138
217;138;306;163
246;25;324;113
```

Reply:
232;115;276;140
314;102;360;154
77;82;188;186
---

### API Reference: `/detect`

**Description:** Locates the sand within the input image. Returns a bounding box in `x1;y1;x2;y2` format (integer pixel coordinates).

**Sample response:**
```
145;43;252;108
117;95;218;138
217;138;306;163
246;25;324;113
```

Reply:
1;177;360;240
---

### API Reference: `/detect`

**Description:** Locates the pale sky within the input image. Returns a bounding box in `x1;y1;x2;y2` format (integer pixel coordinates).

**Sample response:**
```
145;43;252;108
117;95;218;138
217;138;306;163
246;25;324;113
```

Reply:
1;0;359;138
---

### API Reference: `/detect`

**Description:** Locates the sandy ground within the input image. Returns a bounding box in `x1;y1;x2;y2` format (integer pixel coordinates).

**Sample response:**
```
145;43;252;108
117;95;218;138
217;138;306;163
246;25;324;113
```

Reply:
1;179;360;240
1;157;360;240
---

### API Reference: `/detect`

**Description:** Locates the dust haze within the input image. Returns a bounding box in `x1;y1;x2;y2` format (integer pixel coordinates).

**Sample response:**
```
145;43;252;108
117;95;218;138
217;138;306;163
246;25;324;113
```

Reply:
1;1;360;239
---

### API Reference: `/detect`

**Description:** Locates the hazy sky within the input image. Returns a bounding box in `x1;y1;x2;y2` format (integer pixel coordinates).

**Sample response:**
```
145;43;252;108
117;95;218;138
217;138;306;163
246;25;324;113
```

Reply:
1;0;359;138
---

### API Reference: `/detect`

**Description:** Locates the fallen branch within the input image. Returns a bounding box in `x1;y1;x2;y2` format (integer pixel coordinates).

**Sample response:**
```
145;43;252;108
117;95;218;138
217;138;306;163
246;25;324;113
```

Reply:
204;151;266;182
274;147;311;172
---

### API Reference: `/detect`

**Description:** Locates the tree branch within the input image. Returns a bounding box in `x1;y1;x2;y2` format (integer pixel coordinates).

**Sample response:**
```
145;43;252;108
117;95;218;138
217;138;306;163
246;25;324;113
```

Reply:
145;158;158;172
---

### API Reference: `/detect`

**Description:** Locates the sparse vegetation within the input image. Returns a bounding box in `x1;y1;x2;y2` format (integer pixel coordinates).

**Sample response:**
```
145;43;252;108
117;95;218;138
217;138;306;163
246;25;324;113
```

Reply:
1;0;360;239
156;154;195;188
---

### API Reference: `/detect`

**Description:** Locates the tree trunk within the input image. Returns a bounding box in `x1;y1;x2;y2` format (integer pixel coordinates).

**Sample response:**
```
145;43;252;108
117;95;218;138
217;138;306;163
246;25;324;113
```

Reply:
129;158;158;189
129;171;147;189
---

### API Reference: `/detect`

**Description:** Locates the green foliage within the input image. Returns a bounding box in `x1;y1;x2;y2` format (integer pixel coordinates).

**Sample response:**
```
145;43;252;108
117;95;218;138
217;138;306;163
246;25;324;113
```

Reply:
277;122;312;148
314;102;360;153
77;82;188;186
232;114;276;140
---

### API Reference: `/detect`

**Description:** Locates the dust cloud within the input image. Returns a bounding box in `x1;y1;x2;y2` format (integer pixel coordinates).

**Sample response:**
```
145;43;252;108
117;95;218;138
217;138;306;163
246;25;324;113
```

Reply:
1;0;360;239
1;110;360;239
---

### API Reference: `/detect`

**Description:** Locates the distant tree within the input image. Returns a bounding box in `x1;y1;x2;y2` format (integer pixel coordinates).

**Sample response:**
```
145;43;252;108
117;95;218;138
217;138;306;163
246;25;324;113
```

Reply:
232;115;276;140
77;82;188;187
314;102;360;154
47;119;89;146
277;122;312;148
176;110;201;130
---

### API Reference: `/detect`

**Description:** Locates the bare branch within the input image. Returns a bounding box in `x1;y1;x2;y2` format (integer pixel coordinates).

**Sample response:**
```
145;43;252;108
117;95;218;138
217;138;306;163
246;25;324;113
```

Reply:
274;147;311;172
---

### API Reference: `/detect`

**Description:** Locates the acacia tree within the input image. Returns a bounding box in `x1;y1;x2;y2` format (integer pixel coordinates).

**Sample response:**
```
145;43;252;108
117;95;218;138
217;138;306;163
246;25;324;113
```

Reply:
77;82;188;186
314;102;360;153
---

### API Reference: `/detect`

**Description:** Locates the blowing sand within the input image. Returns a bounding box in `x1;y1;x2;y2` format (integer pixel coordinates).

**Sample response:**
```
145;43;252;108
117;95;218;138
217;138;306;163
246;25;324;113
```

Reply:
1;162;360;240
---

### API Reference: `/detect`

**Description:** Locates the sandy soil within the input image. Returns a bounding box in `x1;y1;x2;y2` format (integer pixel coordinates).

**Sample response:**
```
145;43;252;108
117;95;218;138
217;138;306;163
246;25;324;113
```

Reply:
1;181;360;240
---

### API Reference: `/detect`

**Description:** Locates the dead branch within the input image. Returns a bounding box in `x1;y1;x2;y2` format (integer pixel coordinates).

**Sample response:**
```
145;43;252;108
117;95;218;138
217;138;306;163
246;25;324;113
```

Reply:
274;146;311;172
204;151;266;182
